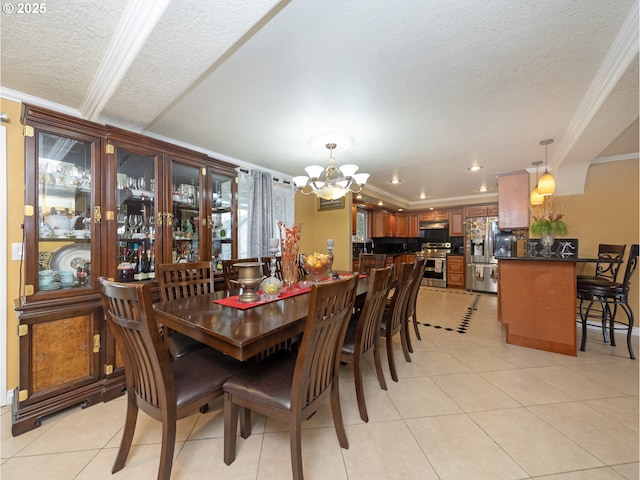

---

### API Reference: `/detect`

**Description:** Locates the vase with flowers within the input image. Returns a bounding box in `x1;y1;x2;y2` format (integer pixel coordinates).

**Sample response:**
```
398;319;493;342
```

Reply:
530;197;568;256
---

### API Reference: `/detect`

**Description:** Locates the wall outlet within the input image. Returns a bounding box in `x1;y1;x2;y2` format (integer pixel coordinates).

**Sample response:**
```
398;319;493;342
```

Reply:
12;243;24;261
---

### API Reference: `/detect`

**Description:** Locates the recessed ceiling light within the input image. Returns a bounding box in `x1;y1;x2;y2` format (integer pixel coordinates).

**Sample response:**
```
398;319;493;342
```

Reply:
419;193;427;199
388;178;403;184
398;208;404;212
355;194;363;199
478;184;489;192
377;200;384;206
468;165;483;171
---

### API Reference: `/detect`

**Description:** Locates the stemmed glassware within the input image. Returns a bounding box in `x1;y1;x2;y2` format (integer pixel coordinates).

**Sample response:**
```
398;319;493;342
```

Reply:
128;214;143;234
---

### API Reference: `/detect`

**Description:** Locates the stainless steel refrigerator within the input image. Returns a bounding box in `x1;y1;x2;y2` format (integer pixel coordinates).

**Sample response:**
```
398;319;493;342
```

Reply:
465;216;501;293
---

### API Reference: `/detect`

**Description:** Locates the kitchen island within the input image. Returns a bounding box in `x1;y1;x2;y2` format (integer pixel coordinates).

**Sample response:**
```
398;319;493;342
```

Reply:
497;253;581;356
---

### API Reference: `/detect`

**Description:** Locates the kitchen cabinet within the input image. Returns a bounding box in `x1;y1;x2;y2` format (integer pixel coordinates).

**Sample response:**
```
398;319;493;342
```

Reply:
407;213;419;237
372;210;395;237
13;104;238;435
420;210;449;221
464;204;498;218
497;170;530;229
446;254;465;288
449;209;464;237
394;213;407;236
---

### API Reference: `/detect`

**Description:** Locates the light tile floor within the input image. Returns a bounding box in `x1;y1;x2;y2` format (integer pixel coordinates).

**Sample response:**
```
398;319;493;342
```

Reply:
2;288;638;480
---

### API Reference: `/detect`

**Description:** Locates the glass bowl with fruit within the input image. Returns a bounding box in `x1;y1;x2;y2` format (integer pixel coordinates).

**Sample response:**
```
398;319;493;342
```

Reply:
302;252;331;284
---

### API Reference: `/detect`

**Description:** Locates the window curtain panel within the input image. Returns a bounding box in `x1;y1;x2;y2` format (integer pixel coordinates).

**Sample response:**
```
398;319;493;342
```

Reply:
237;169;295;259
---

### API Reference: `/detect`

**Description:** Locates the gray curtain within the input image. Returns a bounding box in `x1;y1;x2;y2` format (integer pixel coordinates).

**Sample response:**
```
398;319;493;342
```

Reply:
248;170;273;257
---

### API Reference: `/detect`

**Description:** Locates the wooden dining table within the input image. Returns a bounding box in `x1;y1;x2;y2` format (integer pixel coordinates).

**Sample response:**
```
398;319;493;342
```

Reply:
153;276;368;362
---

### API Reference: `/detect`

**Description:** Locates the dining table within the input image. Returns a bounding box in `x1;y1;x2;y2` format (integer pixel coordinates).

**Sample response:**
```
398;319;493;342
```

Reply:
153;275;368;362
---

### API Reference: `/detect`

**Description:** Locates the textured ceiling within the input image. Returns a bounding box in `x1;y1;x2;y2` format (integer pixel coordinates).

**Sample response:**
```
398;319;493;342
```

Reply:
1;0;638;209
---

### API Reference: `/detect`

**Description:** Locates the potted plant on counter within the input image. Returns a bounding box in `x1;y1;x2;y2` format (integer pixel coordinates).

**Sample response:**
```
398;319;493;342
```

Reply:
530;197;569;255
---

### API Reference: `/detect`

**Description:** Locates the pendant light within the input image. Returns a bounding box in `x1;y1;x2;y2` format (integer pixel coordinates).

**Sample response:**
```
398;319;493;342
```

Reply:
530;160;544;205
537;138;555;196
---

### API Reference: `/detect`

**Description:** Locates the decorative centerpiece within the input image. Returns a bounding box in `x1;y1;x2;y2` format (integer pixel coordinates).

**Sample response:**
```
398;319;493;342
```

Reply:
302;252;332;283
530;197;568;256
278;221;303;288
233;262;264;303
261;238;283;300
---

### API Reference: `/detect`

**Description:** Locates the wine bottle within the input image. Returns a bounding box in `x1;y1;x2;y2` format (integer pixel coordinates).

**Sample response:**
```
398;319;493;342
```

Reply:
134;244;146;280
147;246;156;279
116;247;134;282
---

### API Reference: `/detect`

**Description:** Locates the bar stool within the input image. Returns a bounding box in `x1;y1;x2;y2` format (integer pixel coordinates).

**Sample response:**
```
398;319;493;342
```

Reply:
577;244;638;359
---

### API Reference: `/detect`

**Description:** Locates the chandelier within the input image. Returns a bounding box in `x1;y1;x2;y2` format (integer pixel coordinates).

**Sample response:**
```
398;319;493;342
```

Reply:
292;142;370;200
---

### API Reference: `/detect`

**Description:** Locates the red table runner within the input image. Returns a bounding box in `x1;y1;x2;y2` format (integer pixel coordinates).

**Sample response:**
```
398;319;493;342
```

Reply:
214;274;366;310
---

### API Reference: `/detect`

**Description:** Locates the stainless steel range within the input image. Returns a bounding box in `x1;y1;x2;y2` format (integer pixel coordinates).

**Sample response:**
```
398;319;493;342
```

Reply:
421;242;451;287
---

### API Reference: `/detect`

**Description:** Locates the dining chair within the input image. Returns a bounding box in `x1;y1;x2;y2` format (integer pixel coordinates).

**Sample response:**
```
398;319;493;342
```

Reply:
358;253;387;276
379;261;414;382
577;244;626;282
98;278;246;480
223;274;359;480
576;244;626;344
577;244;638;359
405;256;426;352
340;265;394;422
156;261;215;359
221;257;260;290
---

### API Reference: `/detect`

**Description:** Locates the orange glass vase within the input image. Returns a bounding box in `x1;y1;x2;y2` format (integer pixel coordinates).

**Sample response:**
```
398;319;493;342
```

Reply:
278;221;303;288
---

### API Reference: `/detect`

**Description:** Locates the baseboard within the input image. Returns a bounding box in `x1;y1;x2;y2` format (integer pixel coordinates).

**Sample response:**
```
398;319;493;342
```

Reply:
2;388;14;408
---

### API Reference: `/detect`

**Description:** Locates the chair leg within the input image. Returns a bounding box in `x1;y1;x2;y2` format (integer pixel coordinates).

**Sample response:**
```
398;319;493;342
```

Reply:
330;380;349;449
290;420;304;480
412;312;422;341
158;413;177;480
240;406;252;439
405;318;414;354
112;394;138;473
400;325;411;362
386;334;398;382
620;303;636;360
373;343;387;391
580;299;594;352
223;392;238;465
609;302;618;347
353;355;368;422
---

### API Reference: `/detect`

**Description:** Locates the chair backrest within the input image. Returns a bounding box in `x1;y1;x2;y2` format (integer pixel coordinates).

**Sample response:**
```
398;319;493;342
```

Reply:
385;262;414;335
221;258;259;290
406;257;426;318
99;278;174;411
358;253;387;276
621;244;639;295
292;274;359;411
595;244;626;281
356;266;394;355
156;261;215;301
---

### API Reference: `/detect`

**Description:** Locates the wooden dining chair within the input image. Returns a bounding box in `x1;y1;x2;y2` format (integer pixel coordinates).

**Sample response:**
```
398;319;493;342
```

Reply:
341;265;393;422
221;257;260;290
223;274;359;480
98;278;246;480
405;257;426;352
379;262;414;382
358;253;387;276
156;261;215;359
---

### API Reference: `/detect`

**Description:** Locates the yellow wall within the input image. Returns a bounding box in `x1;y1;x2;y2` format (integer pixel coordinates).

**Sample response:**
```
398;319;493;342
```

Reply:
295;193;353;272
3;98;25;392
2;95;639;396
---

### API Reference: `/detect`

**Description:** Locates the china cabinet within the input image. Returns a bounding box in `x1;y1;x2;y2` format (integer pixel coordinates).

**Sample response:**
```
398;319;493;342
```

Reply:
12;104;238;435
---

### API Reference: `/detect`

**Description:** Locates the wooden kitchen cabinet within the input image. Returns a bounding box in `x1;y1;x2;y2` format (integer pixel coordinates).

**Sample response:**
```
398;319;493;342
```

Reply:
446;254;465;288
420;210;449;221
464;204;498;218
13;104;239;435
372;210;395;237
449;209;464;237
497;170;530;229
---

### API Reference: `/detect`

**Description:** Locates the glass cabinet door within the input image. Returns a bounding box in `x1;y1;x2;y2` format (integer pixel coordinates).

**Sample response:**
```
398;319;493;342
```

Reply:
36;131;96;292
210;171;235;270
115;148;158;282
170;162;203;263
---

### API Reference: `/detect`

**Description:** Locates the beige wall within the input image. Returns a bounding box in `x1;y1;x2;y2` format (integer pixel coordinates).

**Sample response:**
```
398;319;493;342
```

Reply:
2;95;639;397
295;193;353;272
3;98;26;393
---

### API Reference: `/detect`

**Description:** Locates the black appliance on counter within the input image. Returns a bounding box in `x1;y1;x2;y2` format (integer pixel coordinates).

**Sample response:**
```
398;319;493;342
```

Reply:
421;242;451;288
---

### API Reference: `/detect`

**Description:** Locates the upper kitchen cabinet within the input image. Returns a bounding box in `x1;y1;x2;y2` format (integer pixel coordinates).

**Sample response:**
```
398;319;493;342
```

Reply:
497;170;530;229
372;210;395;237
464;204;499;218
420;210;449;221
449;209;464;237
